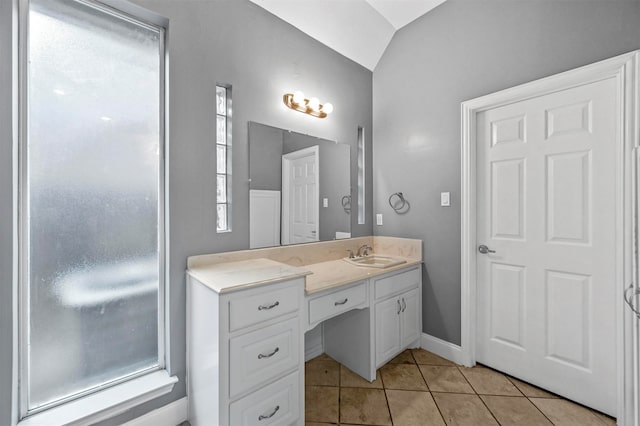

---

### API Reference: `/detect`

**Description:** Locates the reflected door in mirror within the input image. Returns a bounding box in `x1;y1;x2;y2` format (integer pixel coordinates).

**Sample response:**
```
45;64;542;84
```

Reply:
282;146;319;244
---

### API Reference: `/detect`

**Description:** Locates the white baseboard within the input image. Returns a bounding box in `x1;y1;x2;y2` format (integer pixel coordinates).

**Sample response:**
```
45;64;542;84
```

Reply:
421;333;470;366
304;323;324;361
122;397;188;426
305;344;324;361
305;337;324;361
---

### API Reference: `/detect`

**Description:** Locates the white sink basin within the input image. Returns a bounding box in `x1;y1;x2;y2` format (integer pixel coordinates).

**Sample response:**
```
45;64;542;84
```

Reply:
343;255;406;269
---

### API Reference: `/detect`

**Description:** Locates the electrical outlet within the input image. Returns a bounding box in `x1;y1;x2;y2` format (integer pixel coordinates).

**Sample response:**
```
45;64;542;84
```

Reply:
376;214;383;225
323;198;328;208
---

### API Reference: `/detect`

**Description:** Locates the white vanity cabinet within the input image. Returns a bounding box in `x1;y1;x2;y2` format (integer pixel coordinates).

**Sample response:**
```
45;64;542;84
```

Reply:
373;267;422;367
187;274;305;426
307;280;368;329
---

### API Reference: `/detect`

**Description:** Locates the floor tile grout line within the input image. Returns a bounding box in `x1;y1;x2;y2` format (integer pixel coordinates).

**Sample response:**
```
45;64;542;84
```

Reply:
414;361;431;392
410;349;459;425
408;348;418;365
476;394;504;425
504;375;557;425
503;373;616;425
426;391;449;425
513;376;614;425
525;396;557;426
455;363;507;425
381;383;394;426
456;364;481;395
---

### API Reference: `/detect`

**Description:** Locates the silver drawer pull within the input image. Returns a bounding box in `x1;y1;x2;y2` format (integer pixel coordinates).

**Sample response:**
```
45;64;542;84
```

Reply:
258;405;280;421
397;299;401;315
258;301;279;311
401;298;406;312
258;347;279;359
334;298;348;306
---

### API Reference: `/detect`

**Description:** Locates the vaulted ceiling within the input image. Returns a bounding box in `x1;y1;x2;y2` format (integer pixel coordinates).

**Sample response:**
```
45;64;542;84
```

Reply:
249;0;447;70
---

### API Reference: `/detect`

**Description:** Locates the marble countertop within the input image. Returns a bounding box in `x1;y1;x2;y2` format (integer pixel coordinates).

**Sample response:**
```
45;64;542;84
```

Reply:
304;258;422;295
188;256;422;295
187;258;311;294
187;236;423;295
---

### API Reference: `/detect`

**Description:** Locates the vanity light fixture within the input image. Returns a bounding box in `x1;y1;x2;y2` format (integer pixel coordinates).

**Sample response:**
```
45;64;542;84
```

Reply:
283;91;333;118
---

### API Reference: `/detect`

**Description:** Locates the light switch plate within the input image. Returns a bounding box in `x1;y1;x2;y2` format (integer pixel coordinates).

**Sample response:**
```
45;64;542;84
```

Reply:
323;198;328;208
376;214;383;226
441;192;451;207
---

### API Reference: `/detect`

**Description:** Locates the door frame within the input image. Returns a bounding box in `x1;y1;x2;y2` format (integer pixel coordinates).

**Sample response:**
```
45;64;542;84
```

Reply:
461;51;639;424
281;145;319;245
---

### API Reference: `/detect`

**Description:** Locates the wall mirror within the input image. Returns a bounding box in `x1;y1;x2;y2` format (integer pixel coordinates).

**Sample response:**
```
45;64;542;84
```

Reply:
249;121;351;248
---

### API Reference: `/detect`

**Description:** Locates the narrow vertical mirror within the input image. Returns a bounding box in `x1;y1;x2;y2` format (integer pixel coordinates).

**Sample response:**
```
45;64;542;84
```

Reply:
357;126;365;225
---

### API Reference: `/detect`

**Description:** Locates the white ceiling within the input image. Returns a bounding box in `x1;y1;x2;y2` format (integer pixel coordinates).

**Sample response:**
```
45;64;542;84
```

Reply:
249;0;447;71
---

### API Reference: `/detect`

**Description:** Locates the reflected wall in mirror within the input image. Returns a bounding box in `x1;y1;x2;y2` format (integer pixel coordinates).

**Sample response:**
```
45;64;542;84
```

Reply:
249;122;351;248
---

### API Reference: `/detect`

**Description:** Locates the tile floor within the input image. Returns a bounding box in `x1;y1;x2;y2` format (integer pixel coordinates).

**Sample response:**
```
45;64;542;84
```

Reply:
304;349;616;426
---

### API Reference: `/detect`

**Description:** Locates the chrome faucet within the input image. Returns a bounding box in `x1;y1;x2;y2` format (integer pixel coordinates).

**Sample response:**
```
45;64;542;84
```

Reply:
357;244;372;257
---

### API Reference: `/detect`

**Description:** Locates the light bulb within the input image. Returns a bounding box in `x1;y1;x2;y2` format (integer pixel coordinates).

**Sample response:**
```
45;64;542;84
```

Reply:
292;91;305;105
308;97;320;111
321;102;333;114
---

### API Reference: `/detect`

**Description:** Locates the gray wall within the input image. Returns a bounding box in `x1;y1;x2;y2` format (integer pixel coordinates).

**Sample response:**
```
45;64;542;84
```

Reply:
249;121;284;191
317;143;351;240
373;0;640;345
0;0;373;424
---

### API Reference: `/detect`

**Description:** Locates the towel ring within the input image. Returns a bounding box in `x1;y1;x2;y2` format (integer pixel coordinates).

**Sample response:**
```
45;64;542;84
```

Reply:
624;284;640;318
341;195;351;214
389;192;410;214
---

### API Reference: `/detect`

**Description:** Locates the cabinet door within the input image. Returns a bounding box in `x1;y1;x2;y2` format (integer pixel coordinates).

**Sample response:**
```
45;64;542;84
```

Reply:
375;296;401;366
400;288;421;348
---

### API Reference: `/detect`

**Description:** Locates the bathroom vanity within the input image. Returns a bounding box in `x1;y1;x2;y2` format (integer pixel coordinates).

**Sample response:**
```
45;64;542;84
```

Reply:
186;237;422;426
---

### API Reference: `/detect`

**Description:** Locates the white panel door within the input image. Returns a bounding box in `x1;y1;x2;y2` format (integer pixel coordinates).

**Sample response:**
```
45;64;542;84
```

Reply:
282;146;319;245
476;77;618;415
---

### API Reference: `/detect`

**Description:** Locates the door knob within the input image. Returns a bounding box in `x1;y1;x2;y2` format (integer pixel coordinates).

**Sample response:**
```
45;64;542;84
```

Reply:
478;245;496;254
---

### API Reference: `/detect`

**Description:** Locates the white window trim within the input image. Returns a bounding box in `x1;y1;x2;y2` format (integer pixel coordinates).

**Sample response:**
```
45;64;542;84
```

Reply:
14;1;176;424
17;371;177;426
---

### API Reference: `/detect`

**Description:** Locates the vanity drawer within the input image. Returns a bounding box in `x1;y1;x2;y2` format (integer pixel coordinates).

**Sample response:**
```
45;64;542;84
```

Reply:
308;281;367;325
229;371;300;426
229;279;301;332
374;267;420;300
229;317;299;398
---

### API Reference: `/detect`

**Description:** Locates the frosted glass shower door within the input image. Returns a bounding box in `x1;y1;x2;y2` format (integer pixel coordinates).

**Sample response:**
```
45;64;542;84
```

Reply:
24;0;164;412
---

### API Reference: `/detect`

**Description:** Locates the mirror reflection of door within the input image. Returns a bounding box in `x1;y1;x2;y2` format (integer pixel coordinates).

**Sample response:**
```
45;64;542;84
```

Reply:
248;121;350;247
282;145;319;245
